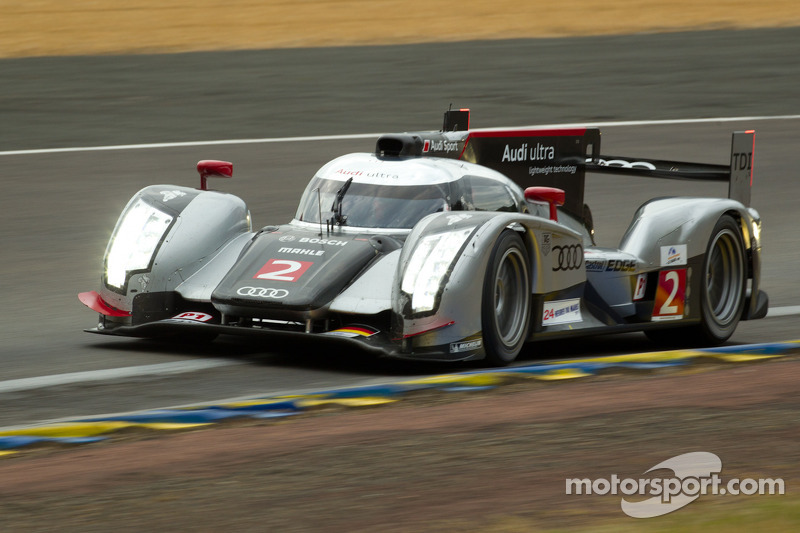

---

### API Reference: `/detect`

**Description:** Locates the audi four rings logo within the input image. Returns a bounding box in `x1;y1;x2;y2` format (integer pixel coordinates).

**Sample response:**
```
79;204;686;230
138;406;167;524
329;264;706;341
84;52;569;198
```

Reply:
552;244;583;271
236;286;289;298
588;157;657;170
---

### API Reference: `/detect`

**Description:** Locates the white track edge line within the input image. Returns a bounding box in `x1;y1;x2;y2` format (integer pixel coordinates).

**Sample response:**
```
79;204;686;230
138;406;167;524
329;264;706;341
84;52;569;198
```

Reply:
766;305;800;318
0;359;242;394
3;114;800;156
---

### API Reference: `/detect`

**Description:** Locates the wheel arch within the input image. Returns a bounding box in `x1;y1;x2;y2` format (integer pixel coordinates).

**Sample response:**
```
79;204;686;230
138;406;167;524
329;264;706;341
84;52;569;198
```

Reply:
726;206;766;319
620;197;755;269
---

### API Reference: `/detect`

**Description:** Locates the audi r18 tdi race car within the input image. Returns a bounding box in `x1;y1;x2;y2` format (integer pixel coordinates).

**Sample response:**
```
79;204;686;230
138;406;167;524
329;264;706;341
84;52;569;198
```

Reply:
79;109;768;365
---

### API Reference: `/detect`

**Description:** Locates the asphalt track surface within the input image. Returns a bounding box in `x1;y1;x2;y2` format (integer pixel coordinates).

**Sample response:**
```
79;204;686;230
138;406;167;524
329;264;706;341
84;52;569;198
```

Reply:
1;28;799;428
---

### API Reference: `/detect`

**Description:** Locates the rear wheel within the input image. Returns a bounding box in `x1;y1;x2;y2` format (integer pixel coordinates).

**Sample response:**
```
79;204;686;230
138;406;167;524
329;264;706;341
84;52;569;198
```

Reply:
646;214;746;346
697;215;747;341
481;231;531;365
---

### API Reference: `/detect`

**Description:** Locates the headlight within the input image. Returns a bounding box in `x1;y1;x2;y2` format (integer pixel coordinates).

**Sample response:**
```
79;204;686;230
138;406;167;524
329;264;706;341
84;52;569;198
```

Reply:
401;227;475;313
105;199;174;291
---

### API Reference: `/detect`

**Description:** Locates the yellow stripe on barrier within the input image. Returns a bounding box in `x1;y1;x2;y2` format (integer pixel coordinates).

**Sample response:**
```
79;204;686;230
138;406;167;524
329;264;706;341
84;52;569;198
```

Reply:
702;353;785;363
0;422;133;438
0;451;18;457
400;373;506;387
533;368;593;381
555;350;707;366
0;421;209;439
189;394;400;410
398;374;469;385
138;423;211;430
554;342;800;367
296;397;398;408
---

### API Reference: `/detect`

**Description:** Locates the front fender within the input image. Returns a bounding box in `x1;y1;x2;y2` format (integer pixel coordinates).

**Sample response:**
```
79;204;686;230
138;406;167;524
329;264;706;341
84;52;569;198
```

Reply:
393;211;584;355
99;185;251;313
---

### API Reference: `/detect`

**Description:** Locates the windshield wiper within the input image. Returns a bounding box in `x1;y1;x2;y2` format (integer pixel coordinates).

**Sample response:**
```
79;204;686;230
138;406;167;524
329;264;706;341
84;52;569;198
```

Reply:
330;177;353;226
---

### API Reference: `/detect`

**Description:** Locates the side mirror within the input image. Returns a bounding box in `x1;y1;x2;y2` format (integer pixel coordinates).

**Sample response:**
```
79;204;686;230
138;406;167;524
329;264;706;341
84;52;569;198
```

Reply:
197;160;233;190
524;186;565;222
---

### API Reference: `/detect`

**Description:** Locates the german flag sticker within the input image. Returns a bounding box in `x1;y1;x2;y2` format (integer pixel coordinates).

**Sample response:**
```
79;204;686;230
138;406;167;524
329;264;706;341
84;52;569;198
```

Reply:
324;325;379;338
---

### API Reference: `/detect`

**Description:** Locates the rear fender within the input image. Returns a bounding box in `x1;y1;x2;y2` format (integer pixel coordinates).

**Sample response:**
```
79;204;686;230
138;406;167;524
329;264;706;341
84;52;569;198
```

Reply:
620;197;764;320
619;197;756;269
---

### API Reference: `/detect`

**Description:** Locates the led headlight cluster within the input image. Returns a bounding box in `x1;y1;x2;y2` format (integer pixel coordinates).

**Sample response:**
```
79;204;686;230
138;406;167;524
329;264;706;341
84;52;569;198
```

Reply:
105;199;173;291
401;227;475;313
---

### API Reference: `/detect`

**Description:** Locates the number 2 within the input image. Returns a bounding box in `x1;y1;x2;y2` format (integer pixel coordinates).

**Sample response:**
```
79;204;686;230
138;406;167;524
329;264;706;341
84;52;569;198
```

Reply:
659;271;680;314
253;259;313;282
652;269;686;321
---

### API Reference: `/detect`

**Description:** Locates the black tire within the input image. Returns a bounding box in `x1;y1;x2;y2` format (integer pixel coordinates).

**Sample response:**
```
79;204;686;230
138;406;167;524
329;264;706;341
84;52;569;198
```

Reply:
481;231;531;365
646;214;746;346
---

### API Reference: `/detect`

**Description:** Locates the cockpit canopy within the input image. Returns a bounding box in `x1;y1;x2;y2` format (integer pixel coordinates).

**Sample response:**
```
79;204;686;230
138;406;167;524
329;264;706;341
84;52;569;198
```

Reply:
294;155;524;230
296;177;454;229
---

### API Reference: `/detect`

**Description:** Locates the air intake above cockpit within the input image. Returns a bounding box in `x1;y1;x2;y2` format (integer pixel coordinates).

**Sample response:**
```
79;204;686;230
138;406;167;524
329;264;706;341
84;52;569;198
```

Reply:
375;134;424;157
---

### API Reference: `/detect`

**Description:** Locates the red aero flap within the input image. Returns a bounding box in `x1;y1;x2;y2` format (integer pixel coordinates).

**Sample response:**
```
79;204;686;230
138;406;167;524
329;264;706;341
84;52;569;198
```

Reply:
78;291;130;317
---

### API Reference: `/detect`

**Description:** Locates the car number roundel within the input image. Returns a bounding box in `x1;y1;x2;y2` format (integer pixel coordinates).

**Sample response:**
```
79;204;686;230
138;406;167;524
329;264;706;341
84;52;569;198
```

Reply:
652;269;686;321
254;259;313;282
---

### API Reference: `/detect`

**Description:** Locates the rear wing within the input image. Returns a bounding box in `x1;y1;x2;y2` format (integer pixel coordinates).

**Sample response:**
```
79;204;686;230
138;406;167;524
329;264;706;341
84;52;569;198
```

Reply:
375;109;756;219
585;129;756;207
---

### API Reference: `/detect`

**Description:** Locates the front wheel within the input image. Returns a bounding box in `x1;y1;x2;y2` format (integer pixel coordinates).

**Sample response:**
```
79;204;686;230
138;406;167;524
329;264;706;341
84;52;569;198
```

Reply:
481;231;531;365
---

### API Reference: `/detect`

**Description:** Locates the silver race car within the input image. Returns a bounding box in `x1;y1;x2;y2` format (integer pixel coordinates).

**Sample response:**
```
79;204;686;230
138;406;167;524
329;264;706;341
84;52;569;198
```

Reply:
79;109;767;365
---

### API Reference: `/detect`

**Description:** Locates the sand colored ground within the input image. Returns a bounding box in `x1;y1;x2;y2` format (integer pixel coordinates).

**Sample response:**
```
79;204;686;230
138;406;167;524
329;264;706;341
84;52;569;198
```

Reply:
2;0;799;58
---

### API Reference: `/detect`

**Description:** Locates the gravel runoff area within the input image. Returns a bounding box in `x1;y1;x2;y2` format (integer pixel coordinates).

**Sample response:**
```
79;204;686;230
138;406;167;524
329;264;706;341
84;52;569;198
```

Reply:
2;1;799;58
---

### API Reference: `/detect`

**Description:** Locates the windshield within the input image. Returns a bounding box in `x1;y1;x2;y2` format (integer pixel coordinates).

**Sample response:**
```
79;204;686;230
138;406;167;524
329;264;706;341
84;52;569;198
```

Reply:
296;177;453;229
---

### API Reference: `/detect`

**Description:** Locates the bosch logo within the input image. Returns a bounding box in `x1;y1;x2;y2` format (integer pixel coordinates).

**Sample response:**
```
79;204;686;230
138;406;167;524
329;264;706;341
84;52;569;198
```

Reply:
552;244;583;271
278;235;297;242
299;237;347;246
236;287;289;299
